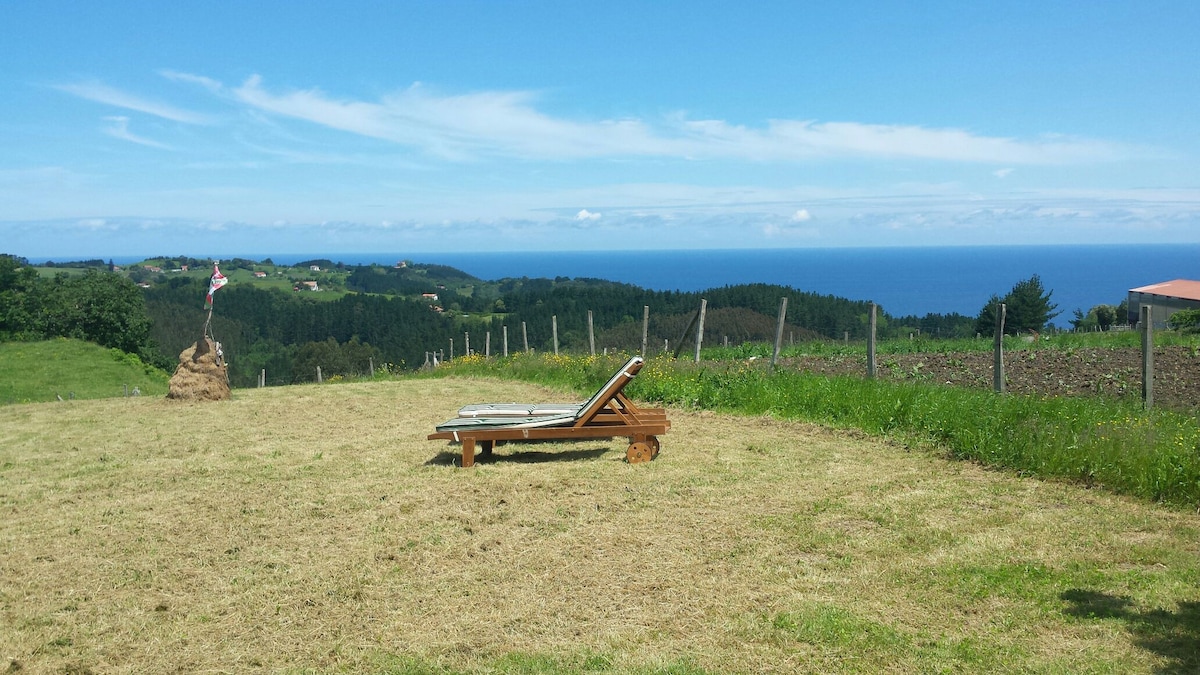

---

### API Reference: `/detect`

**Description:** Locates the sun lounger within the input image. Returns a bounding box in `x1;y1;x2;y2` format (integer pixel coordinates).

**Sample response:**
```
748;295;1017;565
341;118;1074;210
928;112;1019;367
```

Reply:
429;355;669;467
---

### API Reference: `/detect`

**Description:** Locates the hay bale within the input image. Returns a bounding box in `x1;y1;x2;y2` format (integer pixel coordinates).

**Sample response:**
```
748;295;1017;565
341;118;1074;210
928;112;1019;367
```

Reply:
167;338;231;401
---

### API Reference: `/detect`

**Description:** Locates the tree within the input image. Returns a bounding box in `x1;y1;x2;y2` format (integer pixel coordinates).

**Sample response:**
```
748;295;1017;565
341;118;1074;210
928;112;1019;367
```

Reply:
1005;274;1059;333
974;294;1004;336
40;270;155;355
292;337;381;382
975;275;1060;336
0;254;42;340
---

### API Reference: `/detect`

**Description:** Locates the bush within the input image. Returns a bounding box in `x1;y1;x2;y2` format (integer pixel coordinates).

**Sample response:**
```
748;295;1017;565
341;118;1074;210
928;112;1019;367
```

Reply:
1167;308;1200;333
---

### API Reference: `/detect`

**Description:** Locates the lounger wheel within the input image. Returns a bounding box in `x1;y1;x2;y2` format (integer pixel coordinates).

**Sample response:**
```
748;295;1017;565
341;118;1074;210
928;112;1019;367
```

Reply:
626;440;654;464
647;435;660;458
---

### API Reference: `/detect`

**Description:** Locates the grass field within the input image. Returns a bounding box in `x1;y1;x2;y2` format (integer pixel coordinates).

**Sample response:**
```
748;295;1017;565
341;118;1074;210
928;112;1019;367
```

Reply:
2;377;1198;673
0;339;168;404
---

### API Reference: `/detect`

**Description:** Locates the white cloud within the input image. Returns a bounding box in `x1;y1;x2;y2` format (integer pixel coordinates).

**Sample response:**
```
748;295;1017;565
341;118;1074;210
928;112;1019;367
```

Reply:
102;116;174;150
791;209;812;222
576;209;601;221
763;222;819;239
54;81;212;124
232;76;672;160
230;76;1130;164
994;168;1014;178
158;69;223;93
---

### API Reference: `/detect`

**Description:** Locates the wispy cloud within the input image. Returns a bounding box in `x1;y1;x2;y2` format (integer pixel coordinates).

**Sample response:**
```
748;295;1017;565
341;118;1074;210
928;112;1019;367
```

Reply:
230;75;1133;164
53;80;212;124
57;72;1135;165
102;116;174;150
576;209;601;221
232;76;664;160
158;69;223;93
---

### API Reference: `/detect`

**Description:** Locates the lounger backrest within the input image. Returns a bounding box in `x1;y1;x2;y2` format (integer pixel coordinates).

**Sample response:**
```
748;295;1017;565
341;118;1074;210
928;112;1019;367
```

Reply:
573;355;644;425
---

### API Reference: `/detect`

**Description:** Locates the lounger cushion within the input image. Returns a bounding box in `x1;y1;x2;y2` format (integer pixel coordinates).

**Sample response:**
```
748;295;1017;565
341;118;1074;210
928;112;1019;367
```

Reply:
435;413;578;433
457;402;582;417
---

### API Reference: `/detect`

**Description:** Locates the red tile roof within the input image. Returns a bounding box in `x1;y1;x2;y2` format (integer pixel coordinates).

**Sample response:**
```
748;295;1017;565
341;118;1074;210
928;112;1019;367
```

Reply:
1130;279;1200;302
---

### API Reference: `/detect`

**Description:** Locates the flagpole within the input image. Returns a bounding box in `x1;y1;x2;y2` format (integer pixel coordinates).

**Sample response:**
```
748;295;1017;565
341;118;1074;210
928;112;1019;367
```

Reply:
203;303;214;342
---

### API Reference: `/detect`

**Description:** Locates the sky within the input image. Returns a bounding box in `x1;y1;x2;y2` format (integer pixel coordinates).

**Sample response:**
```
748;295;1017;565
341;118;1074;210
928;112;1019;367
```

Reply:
2;1;1199;259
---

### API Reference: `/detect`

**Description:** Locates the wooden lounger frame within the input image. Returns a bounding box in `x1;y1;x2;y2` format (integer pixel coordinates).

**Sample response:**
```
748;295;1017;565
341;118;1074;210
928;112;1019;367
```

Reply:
428;355;669;467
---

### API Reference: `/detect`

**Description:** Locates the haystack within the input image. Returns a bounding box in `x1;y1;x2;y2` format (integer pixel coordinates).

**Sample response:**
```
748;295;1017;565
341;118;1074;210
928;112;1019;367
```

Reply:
167;338;231;401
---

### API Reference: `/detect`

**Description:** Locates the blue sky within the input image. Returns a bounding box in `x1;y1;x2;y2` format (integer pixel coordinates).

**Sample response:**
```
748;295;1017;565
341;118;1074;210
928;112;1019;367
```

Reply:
3;1;1198;259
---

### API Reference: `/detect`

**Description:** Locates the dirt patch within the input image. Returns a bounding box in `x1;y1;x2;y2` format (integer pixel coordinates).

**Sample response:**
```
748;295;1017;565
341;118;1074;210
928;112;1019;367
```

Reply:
784;346;1200;409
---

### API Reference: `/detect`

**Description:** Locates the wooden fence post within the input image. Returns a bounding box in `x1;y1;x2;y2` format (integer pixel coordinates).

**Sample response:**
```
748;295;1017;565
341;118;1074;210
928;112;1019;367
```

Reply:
771;296;787;373
485;331;491;358
694;299;707;364
503;325;509;357
465;332;471;357
1142;304;1154;410
369;357;374;377
641;305;650;356
588;310;595;356
449;338;454;360
522;321;529;353
994;303;1006;394
552;315;559;356
867;303;877;379
316;366;322;383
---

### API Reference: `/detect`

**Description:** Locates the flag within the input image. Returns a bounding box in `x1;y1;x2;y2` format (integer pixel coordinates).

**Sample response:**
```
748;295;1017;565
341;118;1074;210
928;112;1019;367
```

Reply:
205;264;228;307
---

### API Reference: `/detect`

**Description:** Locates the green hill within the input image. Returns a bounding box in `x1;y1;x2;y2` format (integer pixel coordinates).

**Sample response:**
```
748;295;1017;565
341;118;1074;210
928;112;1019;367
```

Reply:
0;339;170;404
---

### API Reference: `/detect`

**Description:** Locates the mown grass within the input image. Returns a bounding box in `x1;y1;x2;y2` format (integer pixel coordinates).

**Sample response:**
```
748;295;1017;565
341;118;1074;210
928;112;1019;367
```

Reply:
0;338;169;404
430;352;1200;508
4;378;1200;673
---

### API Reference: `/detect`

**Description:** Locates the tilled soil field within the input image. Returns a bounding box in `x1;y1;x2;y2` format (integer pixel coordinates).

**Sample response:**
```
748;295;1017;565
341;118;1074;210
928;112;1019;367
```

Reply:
783;345;1200;410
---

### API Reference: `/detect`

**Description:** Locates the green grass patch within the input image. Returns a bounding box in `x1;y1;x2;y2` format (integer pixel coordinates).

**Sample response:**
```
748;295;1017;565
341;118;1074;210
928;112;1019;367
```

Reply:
0;338;170;404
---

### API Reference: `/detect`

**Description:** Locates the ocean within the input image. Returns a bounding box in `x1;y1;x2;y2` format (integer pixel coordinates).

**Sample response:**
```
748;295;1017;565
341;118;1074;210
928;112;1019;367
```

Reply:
265;244;1199;323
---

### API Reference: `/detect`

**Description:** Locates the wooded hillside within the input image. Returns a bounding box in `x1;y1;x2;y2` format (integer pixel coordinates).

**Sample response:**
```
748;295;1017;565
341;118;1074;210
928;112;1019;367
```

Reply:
2;253;980;388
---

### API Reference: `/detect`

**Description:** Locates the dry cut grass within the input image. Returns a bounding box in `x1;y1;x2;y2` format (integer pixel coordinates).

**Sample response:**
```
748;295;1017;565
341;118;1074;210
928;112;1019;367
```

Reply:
2;377;1199;674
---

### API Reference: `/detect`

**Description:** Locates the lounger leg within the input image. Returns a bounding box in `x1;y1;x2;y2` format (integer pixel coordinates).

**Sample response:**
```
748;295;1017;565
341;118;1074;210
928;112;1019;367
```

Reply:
480;440;494;456
462;438;476;468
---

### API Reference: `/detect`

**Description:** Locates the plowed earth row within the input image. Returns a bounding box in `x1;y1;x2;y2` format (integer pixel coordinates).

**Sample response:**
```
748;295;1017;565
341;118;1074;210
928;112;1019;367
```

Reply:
783;346;1200;410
